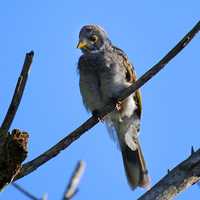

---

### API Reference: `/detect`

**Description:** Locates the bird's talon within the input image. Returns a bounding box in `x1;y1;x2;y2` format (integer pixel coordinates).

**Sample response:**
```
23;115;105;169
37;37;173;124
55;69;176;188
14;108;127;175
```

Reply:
99;117;104;122
92;110;104;122
110;97;122;111
116;101;122;111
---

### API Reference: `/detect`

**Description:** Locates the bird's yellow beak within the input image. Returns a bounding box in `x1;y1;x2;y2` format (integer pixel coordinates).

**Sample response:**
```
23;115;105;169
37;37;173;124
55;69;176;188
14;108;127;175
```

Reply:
77;40;88;49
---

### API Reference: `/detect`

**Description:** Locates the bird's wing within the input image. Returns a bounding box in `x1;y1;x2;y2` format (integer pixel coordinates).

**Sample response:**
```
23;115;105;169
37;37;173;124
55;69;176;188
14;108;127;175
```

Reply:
113;46;142;118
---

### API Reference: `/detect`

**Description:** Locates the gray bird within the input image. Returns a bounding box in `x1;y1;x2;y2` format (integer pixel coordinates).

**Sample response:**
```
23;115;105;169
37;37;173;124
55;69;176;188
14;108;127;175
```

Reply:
77;25;150;189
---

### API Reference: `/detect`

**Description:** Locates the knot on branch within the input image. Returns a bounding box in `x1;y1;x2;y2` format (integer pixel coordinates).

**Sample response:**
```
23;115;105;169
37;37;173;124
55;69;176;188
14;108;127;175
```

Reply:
0;129;29;190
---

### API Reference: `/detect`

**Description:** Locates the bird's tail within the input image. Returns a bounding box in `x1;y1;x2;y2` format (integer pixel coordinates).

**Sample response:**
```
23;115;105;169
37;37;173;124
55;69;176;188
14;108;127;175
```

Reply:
121;138;150;189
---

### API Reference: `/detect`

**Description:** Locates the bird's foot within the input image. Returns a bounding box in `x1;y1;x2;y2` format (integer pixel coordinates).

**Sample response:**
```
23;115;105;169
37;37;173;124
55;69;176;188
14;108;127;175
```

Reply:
92;110;104;122
116;101;122;111
110;97;123;111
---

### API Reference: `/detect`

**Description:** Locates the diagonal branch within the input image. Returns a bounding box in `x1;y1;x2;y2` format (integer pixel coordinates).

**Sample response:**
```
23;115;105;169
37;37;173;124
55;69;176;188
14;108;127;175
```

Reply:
63;160;86;200
12;182;40;200
138;148;200;200
15;21;200;181
0;51;34;133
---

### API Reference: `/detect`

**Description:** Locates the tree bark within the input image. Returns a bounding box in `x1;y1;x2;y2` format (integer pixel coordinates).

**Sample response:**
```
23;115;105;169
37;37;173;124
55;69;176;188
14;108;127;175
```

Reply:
0;129;28;190
0;51;33;190
138;149;200;200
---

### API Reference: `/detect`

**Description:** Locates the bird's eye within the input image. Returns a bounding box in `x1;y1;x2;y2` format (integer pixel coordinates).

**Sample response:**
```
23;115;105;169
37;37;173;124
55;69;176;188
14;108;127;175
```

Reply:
89;35;98;42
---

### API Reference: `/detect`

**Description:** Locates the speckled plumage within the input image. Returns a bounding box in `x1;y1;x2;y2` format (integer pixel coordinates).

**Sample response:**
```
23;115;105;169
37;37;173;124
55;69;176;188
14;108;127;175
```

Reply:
77;25;150;189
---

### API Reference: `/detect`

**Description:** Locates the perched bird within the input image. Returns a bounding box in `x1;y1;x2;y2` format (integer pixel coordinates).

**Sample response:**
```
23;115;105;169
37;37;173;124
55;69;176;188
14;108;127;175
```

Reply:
77;25;150;189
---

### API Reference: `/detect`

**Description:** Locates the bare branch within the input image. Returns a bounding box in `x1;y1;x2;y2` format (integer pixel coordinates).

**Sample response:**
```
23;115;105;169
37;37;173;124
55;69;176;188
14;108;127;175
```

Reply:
138;149;200;200
0;52;33;189
15;21;200;180
12;183;40;200
63;160;86;200
0;51;34;133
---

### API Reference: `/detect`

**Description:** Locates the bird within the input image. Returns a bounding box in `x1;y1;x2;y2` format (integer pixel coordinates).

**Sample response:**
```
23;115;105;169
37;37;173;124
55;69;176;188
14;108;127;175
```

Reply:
77;24;150;189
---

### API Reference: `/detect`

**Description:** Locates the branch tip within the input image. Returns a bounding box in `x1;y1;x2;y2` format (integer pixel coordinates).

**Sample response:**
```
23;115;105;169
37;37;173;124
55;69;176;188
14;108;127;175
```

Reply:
0;51;34;132
191;146;195;155
27;51;34;56
63;160;86;200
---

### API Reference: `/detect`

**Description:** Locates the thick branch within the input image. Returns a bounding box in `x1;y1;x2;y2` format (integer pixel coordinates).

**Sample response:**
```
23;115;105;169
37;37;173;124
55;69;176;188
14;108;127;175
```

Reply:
15;21;200;180
63;160;86;200
138;149;200;200
0;51;34;133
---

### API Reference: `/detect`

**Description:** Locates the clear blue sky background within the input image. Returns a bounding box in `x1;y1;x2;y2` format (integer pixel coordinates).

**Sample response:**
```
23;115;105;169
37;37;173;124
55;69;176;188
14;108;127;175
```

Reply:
0;1;200;199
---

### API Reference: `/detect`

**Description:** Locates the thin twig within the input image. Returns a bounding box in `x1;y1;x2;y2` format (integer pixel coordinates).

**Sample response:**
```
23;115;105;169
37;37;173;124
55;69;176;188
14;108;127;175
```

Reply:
12;183;40;200
15;21;200;180
1;51;34;132
63;160;86;200
138;149;200;200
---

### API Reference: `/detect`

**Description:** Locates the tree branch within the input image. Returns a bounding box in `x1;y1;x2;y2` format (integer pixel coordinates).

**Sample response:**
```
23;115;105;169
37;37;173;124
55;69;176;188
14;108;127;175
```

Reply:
0;51;34;133
15;21;200;181
138;148;200;200
0;52;33;189
12;182;40;200
63;160;86;200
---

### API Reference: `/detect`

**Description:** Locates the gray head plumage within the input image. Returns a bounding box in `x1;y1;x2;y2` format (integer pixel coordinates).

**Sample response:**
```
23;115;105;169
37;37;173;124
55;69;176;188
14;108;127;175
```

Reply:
77;24;112;53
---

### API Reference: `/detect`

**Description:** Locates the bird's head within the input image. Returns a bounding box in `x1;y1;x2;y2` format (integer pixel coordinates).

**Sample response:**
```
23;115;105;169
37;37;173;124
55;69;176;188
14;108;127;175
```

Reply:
77;25;111;54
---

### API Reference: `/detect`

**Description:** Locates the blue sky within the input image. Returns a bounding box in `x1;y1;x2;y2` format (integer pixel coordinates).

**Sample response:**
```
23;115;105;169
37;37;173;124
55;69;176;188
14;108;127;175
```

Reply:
0;1;200;199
